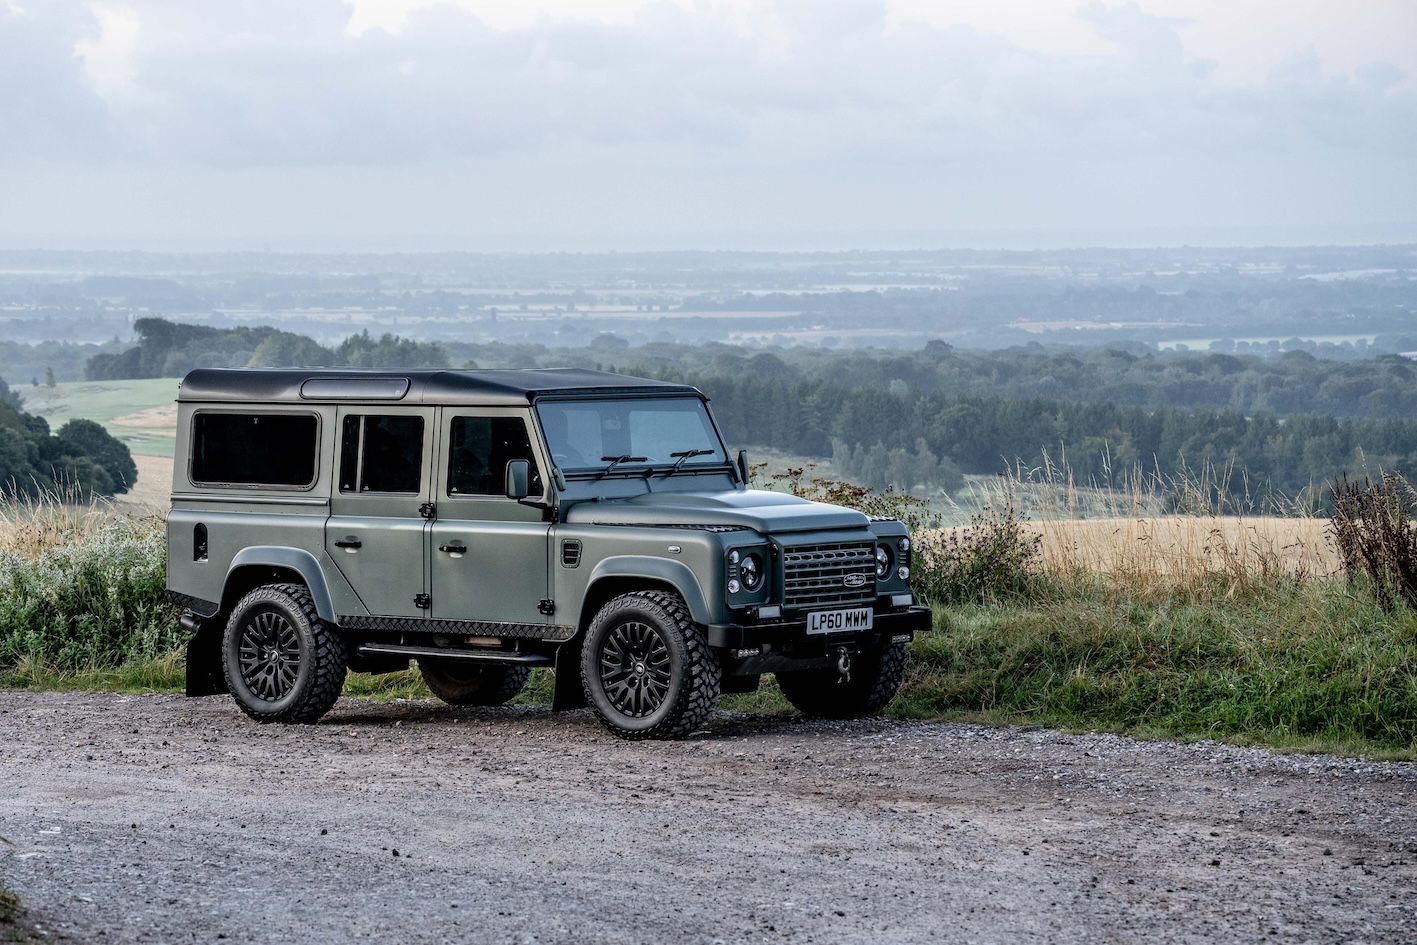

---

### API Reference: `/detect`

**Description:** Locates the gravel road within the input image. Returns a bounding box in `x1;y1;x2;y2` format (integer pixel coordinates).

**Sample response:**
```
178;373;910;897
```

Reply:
1;690;1414;944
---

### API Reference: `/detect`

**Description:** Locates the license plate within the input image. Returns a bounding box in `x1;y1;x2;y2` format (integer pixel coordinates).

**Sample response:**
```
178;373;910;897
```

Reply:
807;607;874;635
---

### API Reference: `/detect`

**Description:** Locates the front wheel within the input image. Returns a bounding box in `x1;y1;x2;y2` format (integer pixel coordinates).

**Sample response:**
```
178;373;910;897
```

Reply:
776;639;907;719
418;659;530;707
222;584;347;724
580;591;720;740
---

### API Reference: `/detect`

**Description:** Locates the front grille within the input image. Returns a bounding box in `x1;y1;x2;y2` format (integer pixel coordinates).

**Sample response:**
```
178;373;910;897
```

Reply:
782;541;876;610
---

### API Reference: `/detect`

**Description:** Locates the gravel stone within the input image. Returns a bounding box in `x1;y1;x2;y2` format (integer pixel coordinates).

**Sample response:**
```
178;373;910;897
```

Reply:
1;690;1414;944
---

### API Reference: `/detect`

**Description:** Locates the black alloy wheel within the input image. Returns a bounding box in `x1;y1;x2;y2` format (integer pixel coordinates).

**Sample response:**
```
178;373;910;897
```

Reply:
238;608;301;702
598;618;673;718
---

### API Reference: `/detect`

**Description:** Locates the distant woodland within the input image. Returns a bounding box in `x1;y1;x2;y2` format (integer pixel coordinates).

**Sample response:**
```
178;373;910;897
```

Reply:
9;317;1417;506
0;379;137;497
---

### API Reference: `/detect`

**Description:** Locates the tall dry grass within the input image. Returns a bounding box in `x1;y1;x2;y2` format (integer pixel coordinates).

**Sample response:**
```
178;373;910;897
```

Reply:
0;484;143;555
943;459;1338;588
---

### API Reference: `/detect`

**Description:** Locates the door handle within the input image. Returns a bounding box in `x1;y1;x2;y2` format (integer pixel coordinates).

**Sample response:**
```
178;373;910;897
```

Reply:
438;543;467;555
334;538;362;549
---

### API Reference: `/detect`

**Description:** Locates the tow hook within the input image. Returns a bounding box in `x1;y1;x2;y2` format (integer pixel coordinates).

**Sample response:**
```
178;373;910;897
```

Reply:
836;646;852;683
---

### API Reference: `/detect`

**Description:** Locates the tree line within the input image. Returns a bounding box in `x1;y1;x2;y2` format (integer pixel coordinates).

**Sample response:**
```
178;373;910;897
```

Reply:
85;318;448;380
74;318;1417;505
691;372;1417;505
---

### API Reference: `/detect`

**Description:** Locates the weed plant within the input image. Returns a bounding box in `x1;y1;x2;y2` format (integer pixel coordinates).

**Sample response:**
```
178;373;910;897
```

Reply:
1328;472;1417;610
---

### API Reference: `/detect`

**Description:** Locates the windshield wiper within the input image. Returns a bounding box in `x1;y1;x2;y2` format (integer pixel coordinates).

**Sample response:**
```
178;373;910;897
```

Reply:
663;448;715;475
597;454;648;478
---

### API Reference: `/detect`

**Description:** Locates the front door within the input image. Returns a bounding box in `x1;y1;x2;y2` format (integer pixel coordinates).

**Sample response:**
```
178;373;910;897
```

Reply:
326;406;436;618
429;408;551;630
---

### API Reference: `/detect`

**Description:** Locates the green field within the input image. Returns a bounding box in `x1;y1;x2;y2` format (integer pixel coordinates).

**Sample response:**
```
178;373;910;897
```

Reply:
23;378;179;459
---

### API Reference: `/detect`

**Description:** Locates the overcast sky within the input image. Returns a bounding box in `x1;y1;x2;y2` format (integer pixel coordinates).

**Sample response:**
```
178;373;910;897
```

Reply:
2;0;1414;251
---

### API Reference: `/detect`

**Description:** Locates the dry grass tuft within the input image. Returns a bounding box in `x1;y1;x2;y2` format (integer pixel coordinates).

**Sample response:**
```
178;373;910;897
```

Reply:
0;486;161;557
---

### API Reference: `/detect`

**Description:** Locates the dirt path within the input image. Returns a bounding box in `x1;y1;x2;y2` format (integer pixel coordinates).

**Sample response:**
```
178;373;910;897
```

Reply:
1;691;1413;944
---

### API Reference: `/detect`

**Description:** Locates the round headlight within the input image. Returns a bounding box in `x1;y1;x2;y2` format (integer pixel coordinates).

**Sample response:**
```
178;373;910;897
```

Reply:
740;552;763;591
898;537;910;553
875;546;892;579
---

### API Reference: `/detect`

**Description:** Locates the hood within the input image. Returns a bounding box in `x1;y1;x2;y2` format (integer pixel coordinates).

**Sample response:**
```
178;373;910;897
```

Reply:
563;488;869;534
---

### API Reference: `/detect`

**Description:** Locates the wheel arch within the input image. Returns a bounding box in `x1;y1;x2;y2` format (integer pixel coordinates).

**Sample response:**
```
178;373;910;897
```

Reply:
186;549;338;699
222;547;336;623
550;557;713;714
580;556;713;631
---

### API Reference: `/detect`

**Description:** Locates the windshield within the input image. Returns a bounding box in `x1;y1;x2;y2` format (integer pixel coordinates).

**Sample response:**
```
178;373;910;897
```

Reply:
536;397;728;472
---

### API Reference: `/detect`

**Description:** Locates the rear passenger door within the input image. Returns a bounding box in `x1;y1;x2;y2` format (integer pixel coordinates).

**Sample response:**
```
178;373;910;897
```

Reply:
327;406;436;618
429;408;552;630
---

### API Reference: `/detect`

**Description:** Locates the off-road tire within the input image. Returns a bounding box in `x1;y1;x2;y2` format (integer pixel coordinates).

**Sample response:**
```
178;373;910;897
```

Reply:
418;660;531;707
776;639;907;719
222;584;347;724
581;590;720;740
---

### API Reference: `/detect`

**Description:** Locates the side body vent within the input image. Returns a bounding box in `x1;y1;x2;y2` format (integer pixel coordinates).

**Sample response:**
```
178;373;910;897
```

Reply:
560;539;582;568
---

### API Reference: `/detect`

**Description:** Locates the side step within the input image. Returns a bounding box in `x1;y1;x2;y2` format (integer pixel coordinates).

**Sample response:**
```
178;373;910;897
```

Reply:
355;642;554;666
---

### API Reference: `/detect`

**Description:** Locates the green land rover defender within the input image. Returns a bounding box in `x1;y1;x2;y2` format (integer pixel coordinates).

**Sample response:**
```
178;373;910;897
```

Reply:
166;368;931;739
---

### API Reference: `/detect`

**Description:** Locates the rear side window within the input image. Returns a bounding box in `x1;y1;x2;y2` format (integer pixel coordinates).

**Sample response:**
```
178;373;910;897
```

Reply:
191;413;319;488
339;415;425;494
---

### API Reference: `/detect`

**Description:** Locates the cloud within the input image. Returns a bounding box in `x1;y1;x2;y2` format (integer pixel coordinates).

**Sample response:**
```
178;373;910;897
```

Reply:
0;1;1412;242
0;0;1408;170
0;1;115;158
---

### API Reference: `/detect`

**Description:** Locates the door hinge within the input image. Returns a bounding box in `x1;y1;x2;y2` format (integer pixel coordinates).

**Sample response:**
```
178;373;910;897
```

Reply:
419;502;437;521
537;599;556;616
414;593;431;610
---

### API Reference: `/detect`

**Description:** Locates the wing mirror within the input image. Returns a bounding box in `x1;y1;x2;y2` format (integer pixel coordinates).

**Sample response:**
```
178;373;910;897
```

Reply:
504;459;531;500
737;449;749;485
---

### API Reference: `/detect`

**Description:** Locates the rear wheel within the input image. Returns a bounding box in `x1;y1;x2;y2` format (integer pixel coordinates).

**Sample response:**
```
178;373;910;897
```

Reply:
776;639;907;719
418;660;530;706
581;591;720;740
222;584;347;724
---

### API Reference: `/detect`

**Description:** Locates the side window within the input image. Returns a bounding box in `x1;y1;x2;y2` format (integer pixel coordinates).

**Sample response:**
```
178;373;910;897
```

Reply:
447;416;543;497
339;415;424;494
191;413;318;488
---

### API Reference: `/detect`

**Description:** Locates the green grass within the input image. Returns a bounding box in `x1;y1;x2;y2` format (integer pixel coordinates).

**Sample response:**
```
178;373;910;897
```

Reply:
896;575;1417;758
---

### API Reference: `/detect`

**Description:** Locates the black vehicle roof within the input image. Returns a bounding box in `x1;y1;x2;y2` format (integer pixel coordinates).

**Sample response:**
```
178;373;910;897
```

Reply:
177;368;703;406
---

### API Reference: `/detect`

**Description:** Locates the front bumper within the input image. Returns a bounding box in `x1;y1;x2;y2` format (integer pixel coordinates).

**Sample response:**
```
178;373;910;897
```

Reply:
705;605;932;650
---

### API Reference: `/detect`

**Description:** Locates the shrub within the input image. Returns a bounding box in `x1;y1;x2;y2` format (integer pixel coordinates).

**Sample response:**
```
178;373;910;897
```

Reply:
0;513;181;671
913;500;1042;604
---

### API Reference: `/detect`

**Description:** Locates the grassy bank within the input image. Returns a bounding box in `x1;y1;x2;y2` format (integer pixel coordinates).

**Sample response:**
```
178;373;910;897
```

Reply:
0;490;1414;758
902;575;1417;758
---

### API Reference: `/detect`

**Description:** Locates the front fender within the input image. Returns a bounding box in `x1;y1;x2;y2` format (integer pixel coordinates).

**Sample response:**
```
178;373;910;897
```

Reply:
586;555;716;626
227;546;337;623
